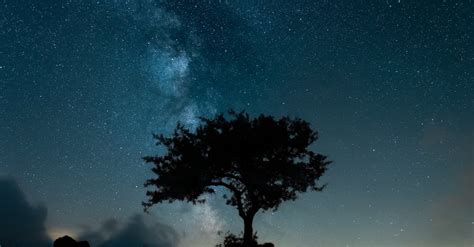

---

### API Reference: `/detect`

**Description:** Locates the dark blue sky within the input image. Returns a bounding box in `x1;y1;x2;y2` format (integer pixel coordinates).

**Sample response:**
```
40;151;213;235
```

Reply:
1;1;472;246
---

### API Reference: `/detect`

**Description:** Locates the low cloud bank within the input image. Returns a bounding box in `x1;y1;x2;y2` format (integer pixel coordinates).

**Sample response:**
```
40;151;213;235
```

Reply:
0;177;50;246
79;214;179;247
0;177;179;247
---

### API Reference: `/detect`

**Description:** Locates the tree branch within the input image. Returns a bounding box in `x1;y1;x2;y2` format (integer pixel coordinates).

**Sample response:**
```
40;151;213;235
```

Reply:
209;181;246;217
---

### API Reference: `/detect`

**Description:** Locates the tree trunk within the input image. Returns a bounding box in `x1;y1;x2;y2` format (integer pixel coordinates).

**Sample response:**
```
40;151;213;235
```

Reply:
243;215;255;246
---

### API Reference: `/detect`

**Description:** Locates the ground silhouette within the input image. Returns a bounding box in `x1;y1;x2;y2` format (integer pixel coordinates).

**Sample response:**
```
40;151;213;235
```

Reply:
54;236;90;247
144;110;331;246
216;232;274;247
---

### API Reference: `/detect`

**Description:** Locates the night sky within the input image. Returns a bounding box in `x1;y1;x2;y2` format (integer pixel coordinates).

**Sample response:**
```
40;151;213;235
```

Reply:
1;0;472;246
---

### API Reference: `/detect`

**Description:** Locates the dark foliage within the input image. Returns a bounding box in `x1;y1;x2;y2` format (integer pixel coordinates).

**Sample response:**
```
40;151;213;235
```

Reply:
216;232;267;247
143;110;331;245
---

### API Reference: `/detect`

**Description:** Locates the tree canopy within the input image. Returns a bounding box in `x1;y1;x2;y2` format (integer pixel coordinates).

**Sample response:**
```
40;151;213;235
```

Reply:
143;111;331;246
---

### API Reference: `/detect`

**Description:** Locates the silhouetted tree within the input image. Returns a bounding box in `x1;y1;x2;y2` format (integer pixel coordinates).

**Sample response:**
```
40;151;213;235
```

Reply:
143;111;331;246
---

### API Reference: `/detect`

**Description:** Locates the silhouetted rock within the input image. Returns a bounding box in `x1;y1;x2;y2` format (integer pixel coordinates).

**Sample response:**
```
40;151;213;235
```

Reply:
54;235;77;247
78;241;91;247
258;243;274;247
53;235;82;247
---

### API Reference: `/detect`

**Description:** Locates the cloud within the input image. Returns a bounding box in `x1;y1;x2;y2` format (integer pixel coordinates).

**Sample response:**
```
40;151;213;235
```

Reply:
79;214;179;247
417;124;473;246
428;166;474;246
0;177;50;246
78;202;225;247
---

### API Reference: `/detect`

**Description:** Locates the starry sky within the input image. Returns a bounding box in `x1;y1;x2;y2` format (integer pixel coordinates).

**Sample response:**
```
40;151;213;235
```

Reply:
0;0;472;246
